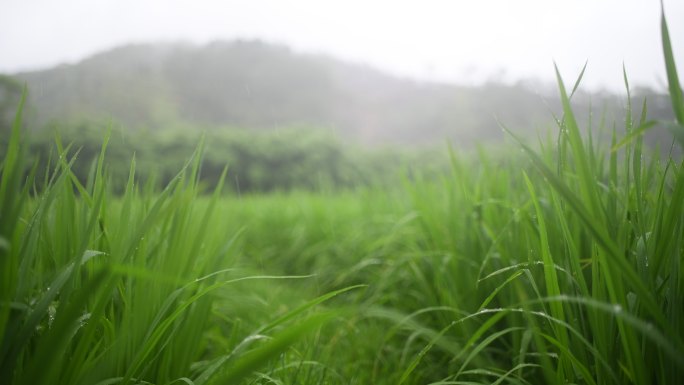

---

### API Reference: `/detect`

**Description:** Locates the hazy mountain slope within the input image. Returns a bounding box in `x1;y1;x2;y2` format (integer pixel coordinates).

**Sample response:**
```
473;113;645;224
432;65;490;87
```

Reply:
6;40;675;147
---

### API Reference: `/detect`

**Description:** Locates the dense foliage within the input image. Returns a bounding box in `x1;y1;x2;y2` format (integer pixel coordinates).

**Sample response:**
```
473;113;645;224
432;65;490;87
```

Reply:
2;123;449;193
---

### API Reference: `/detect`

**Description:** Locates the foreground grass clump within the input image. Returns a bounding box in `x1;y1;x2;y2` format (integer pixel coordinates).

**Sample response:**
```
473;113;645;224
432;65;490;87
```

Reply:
0;97;359;385
1;9;684;385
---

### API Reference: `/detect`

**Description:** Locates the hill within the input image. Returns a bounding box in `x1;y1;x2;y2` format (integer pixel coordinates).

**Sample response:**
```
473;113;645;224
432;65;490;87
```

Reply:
1;40;676;148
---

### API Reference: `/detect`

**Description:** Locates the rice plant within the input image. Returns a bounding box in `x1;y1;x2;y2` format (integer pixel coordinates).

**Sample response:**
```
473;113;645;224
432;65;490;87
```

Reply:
0;6;682;385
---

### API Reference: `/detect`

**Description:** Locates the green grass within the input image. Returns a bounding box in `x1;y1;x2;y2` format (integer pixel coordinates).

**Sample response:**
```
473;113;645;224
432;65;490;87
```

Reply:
1;8;683;385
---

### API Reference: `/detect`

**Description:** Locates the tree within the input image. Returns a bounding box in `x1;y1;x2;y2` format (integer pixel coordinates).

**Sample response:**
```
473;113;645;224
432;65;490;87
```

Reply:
0;75;23;133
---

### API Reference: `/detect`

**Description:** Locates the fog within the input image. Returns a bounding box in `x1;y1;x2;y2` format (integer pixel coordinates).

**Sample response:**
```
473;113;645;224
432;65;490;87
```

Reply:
2;0;683;91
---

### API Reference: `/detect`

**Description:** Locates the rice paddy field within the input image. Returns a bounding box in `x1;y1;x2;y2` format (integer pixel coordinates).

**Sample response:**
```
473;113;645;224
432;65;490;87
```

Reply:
2;11;684;385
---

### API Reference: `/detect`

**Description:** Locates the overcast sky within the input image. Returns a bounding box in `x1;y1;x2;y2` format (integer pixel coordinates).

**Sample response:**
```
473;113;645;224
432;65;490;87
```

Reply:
1;0;682;92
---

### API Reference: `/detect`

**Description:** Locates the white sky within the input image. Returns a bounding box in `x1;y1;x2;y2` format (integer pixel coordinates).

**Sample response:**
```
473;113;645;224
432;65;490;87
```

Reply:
1;0;683;92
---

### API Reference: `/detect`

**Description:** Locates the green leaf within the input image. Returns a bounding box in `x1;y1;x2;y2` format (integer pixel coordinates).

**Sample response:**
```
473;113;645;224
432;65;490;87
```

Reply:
210;313;333;384
661;6;684;125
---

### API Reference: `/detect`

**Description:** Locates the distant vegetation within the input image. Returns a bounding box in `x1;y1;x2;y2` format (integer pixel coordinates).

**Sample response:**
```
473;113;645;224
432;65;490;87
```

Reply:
0;39;678;192
16;123;450;193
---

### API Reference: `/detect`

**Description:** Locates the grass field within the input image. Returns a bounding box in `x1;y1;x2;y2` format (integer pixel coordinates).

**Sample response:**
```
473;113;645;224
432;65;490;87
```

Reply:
1;10;683;385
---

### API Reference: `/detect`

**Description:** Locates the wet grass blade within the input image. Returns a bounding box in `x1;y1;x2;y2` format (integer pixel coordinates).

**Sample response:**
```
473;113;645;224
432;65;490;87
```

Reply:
20;267;111;385
661;6;684;126
209;313;333;385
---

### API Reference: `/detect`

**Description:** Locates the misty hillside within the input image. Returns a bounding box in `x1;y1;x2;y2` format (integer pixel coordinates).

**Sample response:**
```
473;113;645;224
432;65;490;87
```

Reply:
3;40;676;147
